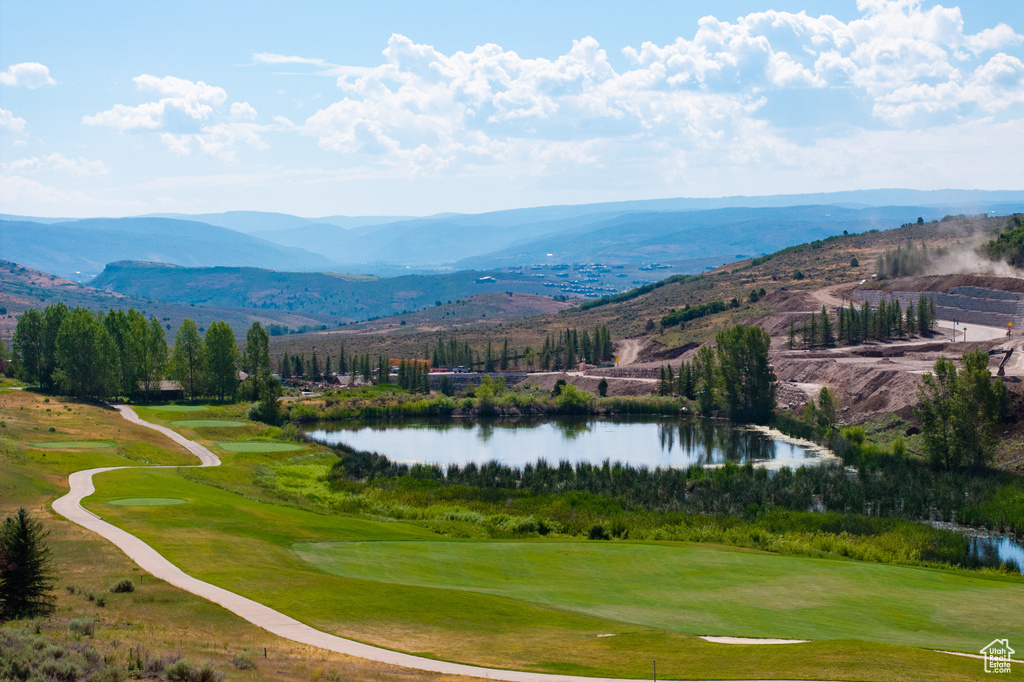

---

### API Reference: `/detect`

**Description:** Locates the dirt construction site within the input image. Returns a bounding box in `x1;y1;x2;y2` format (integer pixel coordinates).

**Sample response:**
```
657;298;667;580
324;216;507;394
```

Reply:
586;275;1024;425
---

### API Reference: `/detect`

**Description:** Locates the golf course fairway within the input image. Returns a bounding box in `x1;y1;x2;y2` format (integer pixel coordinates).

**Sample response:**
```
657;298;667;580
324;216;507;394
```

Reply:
83;462;1017;681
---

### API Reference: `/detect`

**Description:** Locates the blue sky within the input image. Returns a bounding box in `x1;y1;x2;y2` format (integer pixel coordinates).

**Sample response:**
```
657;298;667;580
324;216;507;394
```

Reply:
1;1;1022;218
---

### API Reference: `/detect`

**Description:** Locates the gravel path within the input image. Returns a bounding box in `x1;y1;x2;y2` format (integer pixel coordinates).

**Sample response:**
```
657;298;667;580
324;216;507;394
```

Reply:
47;405;863;682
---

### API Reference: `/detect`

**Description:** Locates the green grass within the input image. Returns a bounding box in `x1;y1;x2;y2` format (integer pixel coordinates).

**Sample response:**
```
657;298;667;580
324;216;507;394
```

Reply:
27;440;115;449
171;419;247;428
107;497;187;506
81;466;1003;680
295;539;1023;645
145;404;210;412
218;442;304;452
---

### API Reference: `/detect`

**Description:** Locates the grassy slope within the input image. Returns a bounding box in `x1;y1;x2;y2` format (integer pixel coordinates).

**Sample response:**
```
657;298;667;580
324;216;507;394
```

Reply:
72;408;997;680
0;385;475;682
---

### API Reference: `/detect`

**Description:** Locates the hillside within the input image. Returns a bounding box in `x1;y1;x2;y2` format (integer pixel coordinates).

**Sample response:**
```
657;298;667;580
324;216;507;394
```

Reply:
89;261;563;323
268;214;1007;364
0;260;340;341
0;217;340;280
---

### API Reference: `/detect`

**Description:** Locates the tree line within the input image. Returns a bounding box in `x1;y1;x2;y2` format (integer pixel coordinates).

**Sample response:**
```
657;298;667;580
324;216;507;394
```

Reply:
788;295;937;349
11;305;279;416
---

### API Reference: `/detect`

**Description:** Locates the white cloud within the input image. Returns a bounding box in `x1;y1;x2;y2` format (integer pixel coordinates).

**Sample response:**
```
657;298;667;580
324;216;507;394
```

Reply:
290;1;1023;180
1;153;108;176
84;75;270;158
230;101;258;120
133;74;227;104
0;107;27;134
0;62;56;88
252;52;328;67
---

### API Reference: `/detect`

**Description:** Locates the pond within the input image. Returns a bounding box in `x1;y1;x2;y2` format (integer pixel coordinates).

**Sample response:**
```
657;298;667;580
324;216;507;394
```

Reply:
970;535;1024;574
305;418;824;470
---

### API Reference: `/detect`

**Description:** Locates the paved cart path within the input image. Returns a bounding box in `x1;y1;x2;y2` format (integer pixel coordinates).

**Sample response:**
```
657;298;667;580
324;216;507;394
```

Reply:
54;405;961;682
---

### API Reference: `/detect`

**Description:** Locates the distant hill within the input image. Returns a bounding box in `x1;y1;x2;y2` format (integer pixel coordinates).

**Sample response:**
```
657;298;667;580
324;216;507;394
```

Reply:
89;261;562;322
0;217;341;280
453;205;952;269
151;193;1024;273
143;210;413;234
0;260;341;341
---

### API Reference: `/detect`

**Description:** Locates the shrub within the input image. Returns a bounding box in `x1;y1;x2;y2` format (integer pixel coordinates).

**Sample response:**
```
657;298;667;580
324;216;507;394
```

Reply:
69;618;95;636
109;578;135;593
87;667;125;682
165;660;222;682
588;524;610;540
94;595;106;607
231;653;257;671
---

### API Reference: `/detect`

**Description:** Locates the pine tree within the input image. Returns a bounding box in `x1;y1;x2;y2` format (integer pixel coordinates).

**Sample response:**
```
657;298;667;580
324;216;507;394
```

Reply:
836;308;845;345
821;306;835;346
906;301;916;336
929;297;937;332
0;508;55;620
808;312;818;347
918;294;930;334
788;317;796;350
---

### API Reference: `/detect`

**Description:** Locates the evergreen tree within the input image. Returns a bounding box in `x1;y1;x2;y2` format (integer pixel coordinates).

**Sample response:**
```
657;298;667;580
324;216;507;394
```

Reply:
310;351;320;379
597;377;608;397
485;341;495;373
279;352;290;378
821;306;834;346
0;508;55;620
906;301;917;336
836;308;845;345
860;301;871;340
918;294;930;334
788;317;796;350
808;312;818;347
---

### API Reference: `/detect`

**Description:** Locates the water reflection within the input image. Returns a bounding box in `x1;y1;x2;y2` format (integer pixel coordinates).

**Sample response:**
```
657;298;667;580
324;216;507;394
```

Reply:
971;535;1024;574
306;417;814;470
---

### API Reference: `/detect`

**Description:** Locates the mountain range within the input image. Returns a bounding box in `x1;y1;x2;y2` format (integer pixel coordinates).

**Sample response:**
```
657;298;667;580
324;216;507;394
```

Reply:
3;189;1024;281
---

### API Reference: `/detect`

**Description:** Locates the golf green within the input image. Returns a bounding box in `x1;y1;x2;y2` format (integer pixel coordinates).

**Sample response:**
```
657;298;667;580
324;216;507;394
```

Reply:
28;440;114;449
146;405;209;412
218;442;303;452
171;420;247;428
107;497;187;507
